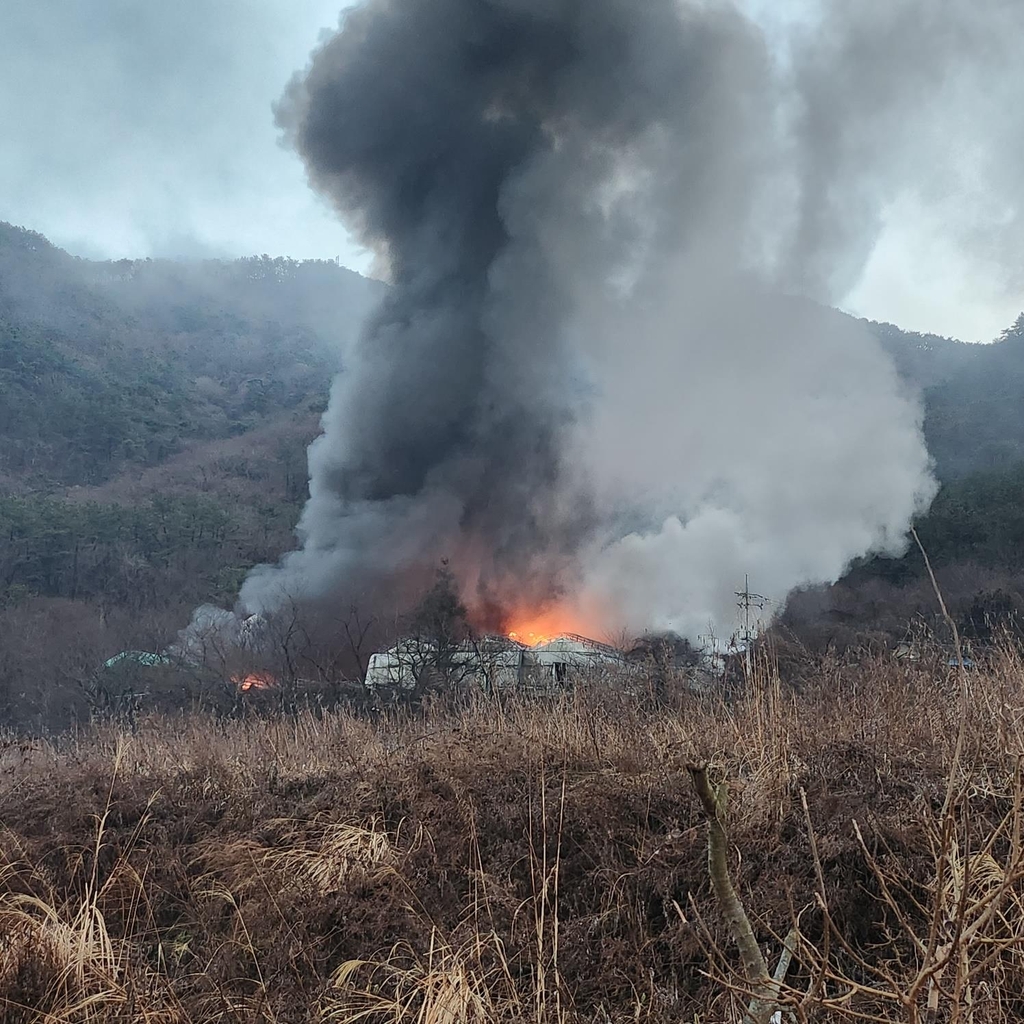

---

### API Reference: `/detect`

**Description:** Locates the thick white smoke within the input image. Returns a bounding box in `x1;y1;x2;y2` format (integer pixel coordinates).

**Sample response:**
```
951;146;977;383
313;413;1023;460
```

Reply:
462;43;938;635
567;281;934;636
228;0;1024;642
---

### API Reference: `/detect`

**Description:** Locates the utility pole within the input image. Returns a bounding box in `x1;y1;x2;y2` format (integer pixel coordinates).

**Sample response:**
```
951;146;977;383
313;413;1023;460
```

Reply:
735;574;768;676
698;622;718;659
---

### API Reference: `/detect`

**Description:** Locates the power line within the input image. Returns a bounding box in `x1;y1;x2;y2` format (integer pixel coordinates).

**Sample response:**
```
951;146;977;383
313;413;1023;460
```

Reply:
735;573;768;675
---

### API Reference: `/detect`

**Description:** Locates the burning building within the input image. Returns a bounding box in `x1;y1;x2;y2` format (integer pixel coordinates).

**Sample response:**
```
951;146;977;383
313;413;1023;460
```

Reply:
364;632;623;694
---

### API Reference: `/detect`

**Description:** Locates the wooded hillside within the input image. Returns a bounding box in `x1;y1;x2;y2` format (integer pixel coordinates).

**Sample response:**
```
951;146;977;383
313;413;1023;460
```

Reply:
0;221;381;489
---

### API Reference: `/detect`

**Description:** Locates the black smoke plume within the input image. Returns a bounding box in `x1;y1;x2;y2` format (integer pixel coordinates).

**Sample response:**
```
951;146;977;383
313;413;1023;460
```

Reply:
235;0;1024;637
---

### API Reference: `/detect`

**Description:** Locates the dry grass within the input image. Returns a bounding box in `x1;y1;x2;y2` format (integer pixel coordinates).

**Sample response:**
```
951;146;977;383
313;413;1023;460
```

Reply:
3;644;1024;1021
327;930;523;1023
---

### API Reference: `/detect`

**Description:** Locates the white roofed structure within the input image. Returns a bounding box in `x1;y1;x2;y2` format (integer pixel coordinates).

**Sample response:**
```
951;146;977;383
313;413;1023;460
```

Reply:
364;633;623;693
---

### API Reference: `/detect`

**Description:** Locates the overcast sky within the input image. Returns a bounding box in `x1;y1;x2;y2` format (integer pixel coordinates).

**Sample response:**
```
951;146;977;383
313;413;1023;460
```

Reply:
1;0;1022;343
0;1;365;265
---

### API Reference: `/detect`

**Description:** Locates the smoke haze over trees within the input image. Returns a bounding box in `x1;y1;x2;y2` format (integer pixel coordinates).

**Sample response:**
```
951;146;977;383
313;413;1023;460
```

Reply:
3;217;1024;728
0;221;380;489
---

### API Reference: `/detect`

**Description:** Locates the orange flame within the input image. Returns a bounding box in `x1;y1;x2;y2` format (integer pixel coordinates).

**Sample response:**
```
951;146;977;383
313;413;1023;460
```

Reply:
505;607;590;648
231;671;275;692
508;630;555;647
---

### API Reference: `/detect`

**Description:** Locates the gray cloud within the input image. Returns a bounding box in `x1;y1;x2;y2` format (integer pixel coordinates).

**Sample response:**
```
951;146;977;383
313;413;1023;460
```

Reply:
778;0;1024;307
0;0;362;262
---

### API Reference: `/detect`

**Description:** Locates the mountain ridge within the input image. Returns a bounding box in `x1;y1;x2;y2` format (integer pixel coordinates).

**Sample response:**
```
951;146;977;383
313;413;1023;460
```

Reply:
0;220;382;491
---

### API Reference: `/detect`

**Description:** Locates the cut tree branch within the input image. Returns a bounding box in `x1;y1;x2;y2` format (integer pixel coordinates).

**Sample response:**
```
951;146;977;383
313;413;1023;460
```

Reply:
689;764;784;1024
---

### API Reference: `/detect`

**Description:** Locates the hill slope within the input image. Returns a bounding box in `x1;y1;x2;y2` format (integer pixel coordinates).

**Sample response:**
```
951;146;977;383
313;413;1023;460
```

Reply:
7;218;1024;493
0;221;382;490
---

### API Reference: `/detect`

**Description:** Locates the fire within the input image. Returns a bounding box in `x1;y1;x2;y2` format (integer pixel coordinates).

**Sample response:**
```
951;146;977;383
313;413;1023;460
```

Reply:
506;608;589;648
231;671;275;692
508;630;556;647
